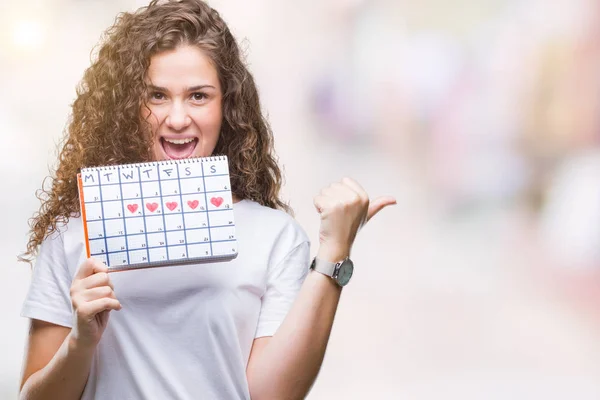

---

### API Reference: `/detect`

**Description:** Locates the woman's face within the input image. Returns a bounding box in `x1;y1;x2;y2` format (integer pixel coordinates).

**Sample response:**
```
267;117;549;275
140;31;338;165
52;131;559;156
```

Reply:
143;45;223;160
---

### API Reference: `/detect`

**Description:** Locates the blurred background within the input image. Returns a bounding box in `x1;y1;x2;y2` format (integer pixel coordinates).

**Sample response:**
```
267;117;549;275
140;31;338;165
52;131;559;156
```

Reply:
2;0;600;398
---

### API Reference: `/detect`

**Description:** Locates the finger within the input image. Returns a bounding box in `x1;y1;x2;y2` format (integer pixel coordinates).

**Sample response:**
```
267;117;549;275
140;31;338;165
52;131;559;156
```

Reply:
326;182;361;201
79;272;113;290
341;177;368;200
324;186;358;208
77;298;122;319
313;194;326;214
313;194;338;214
320;185;340;198
366;196;397;222
74;258;108;281
74;259;96;280
80;286;118;302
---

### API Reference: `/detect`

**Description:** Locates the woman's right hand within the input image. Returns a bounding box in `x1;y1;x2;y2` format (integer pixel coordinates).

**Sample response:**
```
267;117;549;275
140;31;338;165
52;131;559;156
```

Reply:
69;258;121;348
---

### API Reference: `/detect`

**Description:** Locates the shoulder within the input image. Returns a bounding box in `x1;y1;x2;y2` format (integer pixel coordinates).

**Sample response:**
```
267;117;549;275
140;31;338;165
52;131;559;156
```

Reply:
35;216;86;276
49;216;84;247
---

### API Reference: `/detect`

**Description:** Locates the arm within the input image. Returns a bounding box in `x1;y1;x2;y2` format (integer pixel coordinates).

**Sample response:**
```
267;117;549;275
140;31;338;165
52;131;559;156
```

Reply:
246;261;341;400
20;259;121;400
20;321;93;400
247;178;396;400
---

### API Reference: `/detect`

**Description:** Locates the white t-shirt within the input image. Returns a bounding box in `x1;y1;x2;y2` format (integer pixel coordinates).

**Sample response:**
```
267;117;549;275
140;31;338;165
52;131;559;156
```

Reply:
21;199;310;399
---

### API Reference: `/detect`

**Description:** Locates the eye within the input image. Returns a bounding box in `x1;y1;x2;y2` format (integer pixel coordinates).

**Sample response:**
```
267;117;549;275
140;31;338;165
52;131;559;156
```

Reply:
191;92;207;102
150;92;165;101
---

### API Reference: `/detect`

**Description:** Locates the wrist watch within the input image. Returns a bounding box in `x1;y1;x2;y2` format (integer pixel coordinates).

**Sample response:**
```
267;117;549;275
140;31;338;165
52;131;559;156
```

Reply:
310;257;354;287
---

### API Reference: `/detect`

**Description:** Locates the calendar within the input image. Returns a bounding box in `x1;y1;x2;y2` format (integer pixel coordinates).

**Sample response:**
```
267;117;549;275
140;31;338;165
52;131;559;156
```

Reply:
77;156;238;271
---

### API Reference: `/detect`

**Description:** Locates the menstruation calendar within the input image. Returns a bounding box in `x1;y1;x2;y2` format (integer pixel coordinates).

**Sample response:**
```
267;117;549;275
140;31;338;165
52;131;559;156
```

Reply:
77;156;238;271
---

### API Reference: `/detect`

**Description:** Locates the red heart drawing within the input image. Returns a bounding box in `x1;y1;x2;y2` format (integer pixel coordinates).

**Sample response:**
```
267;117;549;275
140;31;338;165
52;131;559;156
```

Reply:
187;200;199;210
146;202;159;212
210;197;224;207
166;201;178;211
127;204;138;213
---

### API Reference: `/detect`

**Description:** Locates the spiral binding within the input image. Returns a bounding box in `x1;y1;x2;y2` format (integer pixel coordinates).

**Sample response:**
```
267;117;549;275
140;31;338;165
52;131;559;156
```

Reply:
81;155;228;173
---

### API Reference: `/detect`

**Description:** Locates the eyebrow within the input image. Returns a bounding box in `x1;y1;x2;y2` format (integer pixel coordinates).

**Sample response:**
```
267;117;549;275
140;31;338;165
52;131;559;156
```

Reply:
148;84;216;92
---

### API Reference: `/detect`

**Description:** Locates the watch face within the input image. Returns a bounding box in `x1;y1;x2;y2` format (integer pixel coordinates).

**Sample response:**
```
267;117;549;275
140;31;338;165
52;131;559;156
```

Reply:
336;260;354;286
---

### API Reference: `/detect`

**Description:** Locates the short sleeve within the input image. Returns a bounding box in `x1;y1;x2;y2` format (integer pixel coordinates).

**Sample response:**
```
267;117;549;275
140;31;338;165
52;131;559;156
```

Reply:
254;240;310;338
21;231;74;328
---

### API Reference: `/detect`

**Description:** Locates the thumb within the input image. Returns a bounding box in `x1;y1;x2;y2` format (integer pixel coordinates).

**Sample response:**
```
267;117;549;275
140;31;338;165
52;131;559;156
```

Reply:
366;196;397;222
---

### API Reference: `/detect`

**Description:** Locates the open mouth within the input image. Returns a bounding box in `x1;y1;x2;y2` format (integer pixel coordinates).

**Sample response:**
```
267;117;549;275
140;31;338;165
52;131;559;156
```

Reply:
160;137;198;159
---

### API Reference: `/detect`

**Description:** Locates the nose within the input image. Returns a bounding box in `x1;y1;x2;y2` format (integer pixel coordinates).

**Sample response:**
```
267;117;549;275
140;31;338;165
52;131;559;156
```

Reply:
165;101;192;131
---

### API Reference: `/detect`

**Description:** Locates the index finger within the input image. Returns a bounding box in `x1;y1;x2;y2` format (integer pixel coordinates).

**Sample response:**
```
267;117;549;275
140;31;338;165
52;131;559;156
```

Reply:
74;258;108;281
341;177;368;200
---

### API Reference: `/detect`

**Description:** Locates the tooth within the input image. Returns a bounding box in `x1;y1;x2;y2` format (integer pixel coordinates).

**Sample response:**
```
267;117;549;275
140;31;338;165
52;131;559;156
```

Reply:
165;138;194;144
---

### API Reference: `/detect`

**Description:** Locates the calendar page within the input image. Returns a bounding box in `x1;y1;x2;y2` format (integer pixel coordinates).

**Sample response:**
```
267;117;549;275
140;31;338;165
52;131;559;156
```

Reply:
77;156;238;271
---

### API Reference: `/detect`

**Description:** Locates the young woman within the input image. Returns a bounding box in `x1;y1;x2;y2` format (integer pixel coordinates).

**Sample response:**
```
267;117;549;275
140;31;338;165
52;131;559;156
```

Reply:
19;1;395;399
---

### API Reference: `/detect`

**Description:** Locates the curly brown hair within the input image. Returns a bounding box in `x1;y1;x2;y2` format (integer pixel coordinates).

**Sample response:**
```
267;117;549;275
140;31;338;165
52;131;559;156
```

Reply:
22;0;290;262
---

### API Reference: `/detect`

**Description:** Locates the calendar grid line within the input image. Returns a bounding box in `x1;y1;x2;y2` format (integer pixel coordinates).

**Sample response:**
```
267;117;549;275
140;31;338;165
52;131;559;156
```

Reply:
97;173;109;266
86;208;233;223
87;224;234;241
81;189;231;204
156;164;169;261
176;166;190;259
117;166;130;265
81;173;230;187
90;238;236;257
201;162;213;257
137;167;151;263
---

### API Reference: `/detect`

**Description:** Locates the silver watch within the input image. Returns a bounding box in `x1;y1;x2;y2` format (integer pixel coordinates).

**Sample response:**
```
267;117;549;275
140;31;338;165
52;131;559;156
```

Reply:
310;257;354;287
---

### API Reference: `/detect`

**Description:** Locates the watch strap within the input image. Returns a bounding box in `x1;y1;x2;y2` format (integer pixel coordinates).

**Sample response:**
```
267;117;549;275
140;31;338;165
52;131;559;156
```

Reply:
311;257;338;277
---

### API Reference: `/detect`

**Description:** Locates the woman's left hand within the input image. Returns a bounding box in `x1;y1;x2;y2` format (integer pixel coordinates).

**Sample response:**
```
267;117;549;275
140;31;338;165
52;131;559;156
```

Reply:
313;177;396;262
